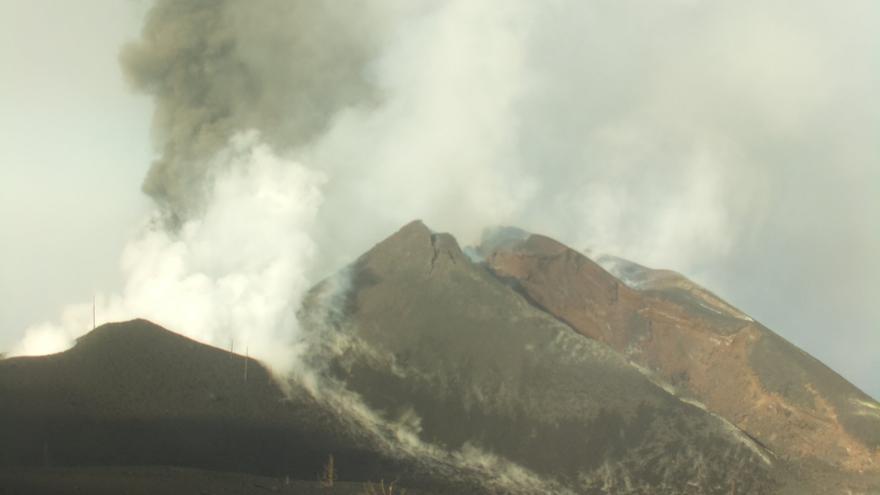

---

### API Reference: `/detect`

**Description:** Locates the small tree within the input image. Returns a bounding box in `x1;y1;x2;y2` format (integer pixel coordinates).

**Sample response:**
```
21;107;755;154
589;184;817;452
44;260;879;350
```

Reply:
320;454;336;488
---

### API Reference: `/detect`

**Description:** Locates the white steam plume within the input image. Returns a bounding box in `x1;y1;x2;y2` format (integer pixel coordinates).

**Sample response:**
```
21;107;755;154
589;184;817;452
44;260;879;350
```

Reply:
12;0;879;396
15;132;323;375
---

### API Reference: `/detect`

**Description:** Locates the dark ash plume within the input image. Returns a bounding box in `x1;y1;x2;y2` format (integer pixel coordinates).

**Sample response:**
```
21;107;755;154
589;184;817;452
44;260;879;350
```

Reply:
120;0;385;218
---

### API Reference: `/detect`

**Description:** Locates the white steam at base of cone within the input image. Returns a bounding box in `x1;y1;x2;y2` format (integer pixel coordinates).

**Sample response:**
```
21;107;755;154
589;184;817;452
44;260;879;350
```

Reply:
14;132;324;375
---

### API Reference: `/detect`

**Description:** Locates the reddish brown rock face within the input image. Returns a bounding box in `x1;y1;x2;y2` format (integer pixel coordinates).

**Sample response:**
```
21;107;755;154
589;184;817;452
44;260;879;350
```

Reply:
483;233;880;475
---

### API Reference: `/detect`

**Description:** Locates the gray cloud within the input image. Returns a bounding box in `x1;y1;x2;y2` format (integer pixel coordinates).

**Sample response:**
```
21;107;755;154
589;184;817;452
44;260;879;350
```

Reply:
119;0;387;219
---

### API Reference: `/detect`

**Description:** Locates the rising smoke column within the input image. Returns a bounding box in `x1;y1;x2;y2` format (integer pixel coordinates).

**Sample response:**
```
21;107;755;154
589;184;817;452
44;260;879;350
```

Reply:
14;0;400;368
14;133;325;375
119;0;387;219
118;0;775;276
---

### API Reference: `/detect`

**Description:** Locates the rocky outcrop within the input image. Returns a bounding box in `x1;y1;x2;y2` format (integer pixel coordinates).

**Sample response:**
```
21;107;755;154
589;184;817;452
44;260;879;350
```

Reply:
480;228;880;490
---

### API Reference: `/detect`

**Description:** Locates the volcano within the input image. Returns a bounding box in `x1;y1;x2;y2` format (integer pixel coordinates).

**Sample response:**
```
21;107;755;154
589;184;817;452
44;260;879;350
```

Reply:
1;221;878;494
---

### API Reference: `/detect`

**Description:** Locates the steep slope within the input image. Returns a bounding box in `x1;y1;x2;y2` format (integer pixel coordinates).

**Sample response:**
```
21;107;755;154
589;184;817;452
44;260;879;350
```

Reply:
0;319;422;488
299;221;780;494
479;228;880;490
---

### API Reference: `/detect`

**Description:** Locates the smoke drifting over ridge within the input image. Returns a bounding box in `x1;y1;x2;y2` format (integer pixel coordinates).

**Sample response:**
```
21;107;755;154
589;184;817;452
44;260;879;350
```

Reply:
13;1;879;396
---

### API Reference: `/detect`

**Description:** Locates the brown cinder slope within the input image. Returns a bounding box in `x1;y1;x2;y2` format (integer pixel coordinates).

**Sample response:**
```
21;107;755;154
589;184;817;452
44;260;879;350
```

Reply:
479;228;880;490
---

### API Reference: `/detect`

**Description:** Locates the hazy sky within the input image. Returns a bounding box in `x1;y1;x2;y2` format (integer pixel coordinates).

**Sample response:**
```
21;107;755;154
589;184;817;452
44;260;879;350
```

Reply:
0;1;877;398
0;1;151;340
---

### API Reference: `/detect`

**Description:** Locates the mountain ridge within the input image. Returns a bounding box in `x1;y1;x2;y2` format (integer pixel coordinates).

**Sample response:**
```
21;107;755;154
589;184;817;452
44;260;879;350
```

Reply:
1;220;878;493
479;226;880;478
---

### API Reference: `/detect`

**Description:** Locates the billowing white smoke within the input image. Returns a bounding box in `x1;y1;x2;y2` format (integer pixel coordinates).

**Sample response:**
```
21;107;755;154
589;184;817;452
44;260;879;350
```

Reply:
15;132;324;375
12;0;880;395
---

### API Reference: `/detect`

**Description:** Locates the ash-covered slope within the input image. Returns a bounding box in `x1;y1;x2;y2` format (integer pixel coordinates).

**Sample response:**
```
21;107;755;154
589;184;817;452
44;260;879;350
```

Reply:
0;319;418;488
478;227;880;491
4;220;875;493
299;221;779;493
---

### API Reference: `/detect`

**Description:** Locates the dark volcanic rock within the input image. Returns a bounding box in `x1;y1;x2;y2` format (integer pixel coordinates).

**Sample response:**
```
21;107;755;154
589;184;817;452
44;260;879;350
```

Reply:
300;221;780;494
0;320;423;489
